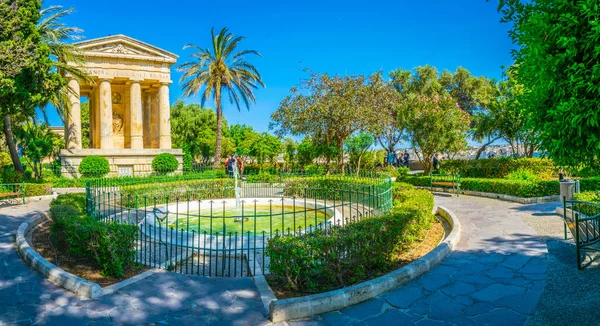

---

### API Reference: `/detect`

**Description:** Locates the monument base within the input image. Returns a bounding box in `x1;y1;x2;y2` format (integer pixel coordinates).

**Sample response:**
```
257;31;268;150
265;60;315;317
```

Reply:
60;148;184;178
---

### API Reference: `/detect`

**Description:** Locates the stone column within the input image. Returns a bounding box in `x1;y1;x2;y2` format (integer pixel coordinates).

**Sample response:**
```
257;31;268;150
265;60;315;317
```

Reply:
66;78;82;149
158;83;171;149
129;80;143;149
143;93;151;148
99;79;113;149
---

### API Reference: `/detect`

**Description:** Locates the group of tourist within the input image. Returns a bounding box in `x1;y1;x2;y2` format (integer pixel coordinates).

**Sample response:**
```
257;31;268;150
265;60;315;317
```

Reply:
385;150;411;168
225;154;244;178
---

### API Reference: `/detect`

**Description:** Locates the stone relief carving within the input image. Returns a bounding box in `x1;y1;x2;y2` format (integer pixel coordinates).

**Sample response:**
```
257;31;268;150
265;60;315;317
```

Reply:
112;114;123;133
87;43;153;57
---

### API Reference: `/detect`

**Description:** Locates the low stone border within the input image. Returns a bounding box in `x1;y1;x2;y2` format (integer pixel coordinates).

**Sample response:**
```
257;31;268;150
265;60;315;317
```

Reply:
16;211;160;299
265;206;462;322
416;186;560;204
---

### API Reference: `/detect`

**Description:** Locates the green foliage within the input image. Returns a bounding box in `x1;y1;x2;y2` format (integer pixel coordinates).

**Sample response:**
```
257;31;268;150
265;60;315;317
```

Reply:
0;153;12;169
49;193;86;220
573;191;600;204
2;168;23;183
345;132;375;174
497;0;600;168
244;171;280;183
440;158;556;179
152;153;179;173
78;156;110;178
50;194;137;278
267;182;433;292
170;100;234;162
402;175;559;198
17;122;60;179
400;93;470;175
182;150;193;172
249;132;282;164
23;182;51;196
505;168;538;181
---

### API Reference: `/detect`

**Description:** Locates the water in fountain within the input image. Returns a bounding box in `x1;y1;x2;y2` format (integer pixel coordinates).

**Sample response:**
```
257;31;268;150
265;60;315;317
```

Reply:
232;160;245;222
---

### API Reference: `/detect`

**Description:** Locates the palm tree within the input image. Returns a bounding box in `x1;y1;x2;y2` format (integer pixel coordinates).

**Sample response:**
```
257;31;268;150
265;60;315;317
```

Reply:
178;27;265;168
38;5;91;127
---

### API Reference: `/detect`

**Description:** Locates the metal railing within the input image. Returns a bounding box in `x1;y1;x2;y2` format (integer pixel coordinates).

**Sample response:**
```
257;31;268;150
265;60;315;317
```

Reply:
562;198;600;269
85;172;393;277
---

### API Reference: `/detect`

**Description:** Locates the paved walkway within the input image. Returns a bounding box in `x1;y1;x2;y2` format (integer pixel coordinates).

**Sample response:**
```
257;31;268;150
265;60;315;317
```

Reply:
0;200;269;325
294;194;558;326
0;193;584;325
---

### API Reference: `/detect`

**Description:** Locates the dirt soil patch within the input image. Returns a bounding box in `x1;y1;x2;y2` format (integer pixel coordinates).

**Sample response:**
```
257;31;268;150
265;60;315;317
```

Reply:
31;221;149;287
268;217;446;299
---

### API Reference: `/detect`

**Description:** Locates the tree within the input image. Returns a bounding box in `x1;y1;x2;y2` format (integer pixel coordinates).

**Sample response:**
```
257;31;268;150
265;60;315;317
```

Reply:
228;124;259;159
282;138;297;168
391;66;494;158
0;0;59;173
345;132;375;175
480;67;538;157
401;94;470;174
271;71;377;170
249;132;282;165
16;121;58;178
178;27;265;168
170;100;234;164
496;0;600;167
367;74;404;156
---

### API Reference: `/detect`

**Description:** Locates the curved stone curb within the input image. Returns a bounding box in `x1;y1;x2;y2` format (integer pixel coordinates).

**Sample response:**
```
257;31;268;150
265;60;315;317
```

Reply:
416;186;559;204
267;206;462;322
16;212;163;299
16;212;103;298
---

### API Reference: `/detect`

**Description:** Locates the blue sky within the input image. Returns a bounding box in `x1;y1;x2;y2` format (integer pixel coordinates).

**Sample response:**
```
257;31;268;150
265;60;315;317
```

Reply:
51;0;513;139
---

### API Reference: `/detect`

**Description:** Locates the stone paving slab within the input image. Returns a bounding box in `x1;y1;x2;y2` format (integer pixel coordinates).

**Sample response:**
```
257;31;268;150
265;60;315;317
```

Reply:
302;194;554;325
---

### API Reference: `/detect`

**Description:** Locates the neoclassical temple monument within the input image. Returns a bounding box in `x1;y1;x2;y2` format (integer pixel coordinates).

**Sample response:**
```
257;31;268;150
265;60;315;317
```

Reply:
60;35;183;177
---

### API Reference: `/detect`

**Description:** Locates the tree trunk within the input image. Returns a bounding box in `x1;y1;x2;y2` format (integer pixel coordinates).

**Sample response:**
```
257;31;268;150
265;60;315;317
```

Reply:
213;100;223;169
4;115;23;173
338;141;344;174
475;136;501;159
356;154;362;176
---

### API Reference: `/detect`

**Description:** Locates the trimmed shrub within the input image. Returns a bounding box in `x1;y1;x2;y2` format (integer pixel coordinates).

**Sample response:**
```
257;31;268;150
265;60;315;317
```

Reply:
401;175;559;198
2;168;23;183
152;153;179;173
50;194;138;278
573;191;600;203
440;158;556;179
267;183;434;292
24;183;52;197
79;156;110;178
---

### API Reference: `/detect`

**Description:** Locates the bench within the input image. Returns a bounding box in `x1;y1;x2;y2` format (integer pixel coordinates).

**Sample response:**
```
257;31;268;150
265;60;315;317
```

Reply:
430;173;460;196
0;183;25;204
562;198;600;269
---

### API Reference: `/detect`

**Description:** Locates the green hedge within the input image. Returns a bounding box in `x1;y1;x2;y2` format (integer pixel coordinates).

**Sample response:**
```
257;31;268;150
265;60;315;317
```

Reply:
282;176;385;202
50;194;137;278
24;183;52;197
400;175;559;198
440;158;556;179
79;156;110;178
267;182;434;292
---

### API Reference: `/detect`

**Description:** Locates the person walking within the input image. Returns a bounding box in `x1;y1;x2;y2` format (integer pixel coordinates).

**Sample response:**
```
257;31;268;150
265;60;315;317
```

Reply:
226;155;236;177
433;153;440;172
403;150;410;168
387;151;396;167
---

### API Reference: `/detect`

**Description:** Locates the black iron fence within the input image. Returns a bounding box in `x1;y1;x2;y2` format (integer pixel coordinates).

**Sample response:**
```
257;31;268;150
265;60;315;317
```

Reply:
85;172;393;277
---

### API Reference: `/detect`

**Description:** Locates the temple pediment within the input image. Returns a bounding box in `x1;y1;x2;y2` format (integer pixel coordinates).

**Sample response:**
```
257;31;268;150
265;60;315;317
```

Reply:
74;35;178;63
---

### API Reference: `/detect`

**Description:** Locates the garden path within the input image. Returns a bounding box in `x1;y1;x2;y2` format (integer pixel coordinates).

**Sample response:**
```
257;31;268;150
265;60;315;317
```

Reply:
296;194;559;326
0;199;270;325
